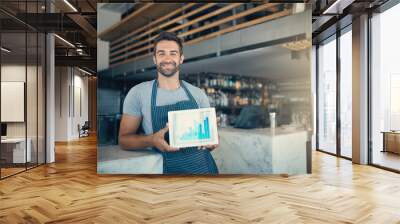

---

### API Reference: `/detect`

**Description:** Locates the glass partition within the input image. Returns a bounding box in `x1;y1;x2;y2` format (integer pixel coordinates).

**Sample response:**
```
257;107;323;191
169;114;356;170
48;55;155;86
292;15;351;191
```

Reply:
0;1;46;179
1;30;28;177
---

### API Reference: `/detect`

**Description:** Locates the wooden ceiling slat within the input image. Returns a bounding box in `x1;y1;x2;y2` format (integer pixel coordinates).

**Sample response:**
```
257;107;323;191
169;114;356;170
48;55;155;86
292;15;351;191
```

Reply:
110;3;217;54
98;4;154;39
110;3;196;50
110;3;279;64
111;7;290;68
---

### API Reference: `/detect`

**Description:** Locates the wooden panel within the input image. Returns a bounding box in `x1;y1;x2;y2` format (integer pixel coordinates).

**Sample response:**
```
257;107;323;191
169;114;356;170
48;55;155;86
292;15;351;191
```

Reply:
110;3;196;50
110;3;240;58
110;3;282;65
110;3;217;55
185;10;291;46
111;9;290;67
98;4;155;39
179;3;278;39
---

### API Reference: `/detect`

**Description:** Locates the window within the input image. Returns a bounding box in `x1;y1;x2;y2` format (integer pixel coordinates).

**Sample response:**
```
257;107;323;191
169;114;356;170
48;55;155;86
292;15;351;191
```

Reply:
317;36;337;154
339;27;352;158
371;2;400;171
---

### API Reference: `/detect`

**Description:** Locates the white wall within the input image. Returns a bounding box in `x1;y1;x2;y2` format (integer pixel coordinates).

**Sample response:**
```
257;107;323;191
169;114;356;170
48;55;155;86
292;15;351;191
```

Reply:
1;64;46;164
55;67;89;141
97;5;121;71
1;65;40;137
1;65;26;82
1;65;27;138
55;67;69;141
72;73;89;138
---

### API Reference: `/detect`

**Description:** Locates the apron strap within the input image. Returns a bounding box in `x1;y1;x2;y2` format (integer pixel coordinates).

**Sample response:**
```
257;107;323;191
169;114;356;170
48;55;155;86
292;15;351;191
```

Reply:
150;80;157;135
180;80;199;108
150;80;158;109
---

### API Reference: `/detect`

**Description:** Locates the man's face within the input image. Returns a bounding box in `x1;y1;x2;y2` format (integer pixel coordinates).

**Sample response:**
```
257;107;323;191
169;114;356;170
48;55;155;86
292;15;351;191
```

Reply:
153;40;184;77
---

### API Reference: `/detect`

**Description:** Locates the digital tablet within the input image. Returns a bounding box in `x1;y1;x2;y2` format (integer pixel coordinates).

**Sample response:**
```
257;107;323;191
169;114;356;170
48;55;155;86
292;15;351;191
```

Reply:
168;108;219;148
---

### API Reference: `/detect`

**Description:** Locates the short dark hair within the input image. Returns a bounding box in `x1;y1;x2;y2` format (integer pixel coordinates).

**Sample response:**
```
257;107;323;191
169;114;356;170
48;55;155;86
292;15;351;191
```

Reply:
153;31;183;55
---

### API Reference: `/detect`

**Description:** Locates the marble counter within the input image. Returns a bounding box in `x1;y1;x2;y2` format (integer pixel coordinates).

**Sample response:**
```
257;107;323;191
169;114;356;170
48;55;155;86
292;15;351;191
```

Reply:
212;127;308;174
97;146;162;174
97;126;308;175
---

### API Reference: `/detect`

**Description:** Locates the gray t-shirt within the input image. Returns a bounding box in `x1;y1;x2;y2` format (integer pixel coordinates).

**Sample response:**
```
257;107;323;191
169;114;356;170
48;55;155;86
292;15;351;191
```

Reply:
123;80;210;135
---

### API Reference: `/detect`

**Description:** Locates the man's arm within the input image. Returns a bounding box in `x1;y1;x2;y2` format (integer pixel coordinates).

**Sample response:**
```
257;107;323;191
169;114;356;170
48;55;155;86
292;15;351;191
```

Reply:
119;114;153;150
119;114;179;152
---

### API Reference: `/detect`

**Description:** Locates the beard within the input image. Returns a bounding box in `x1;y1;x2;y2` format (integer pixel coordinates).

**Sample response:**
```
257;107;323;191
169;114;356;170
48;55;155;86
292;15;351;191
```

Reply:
157;61;179;77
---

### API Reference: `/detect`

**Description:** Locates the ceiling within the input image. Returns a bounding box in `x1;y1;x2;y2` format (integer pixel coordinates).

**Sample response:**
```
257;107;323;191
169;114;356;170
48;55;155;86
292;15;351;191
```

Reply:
312;0;390;43
99;3;135;13
1;32;45;64
0;0;97;73
98;3;183;41
0;0;96;14
181;45;310;82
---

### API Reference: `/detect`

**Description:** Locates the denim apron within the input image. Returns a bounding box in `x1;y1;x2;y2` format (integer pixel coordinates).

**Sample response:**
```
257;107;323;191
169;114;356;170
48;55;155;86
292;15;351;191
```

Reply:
150;80;219;174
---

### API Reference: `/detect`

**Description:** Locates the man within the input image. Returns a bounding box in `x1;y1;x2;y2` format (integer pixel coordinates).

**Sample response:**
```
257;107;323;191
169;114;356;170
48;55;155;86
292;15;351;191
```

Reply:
119;31;219;175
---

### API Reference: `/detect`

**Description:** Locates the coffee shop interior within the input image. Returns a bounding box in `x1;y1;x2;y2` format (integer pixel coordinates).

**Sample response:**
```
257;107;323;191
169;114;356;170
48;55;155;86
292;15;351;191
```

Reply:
97;3;312;174
0;1;400;222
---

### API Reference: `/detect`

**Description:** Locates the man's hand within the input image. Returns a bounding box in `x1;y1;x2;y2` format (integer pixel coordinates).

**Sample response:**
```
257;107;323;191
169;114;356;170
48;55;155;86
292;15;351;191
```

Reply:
199;135;220;151
151;123;179;152
199;144;218;151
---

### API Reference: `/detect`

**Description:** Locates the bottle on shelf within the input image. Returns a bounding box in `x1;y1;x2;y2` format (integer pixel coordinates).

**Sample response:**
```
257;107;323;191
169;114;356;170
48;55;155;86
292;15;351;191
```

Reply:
235;78;240;90
201;73;273;124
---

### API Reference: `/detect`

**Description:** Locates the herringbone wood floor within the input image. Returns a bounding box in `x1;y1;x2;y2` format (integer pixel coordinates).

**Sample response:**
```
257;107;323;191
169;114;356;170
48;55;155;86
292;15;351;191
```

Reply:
1;135;400;224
